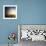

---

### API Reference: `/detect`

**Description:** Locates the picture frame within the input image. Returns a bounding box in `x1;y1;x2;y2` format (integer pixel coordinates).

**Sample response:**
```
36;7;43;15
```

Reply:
18;24;46;42
3;5;17;19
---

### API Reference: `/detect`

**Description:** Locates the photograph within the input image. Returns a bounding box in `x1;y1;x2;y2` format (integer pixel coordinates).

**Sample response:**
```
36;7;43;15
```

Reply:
18;25;46;41
18;25;46;46
3;5;17;19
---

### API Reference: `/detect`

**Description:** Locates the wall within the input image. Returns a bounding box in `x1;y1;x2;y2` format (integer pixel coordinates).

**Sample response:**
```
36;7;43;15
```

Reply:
20;0;46;24
0;0;21;44
0;0;46;44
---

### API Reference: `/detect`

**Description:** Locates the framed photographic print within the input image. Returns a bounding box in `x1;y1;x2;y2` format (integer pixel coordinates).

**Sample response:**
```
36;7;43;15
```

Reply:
3;5;17;19
18;24;46;42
